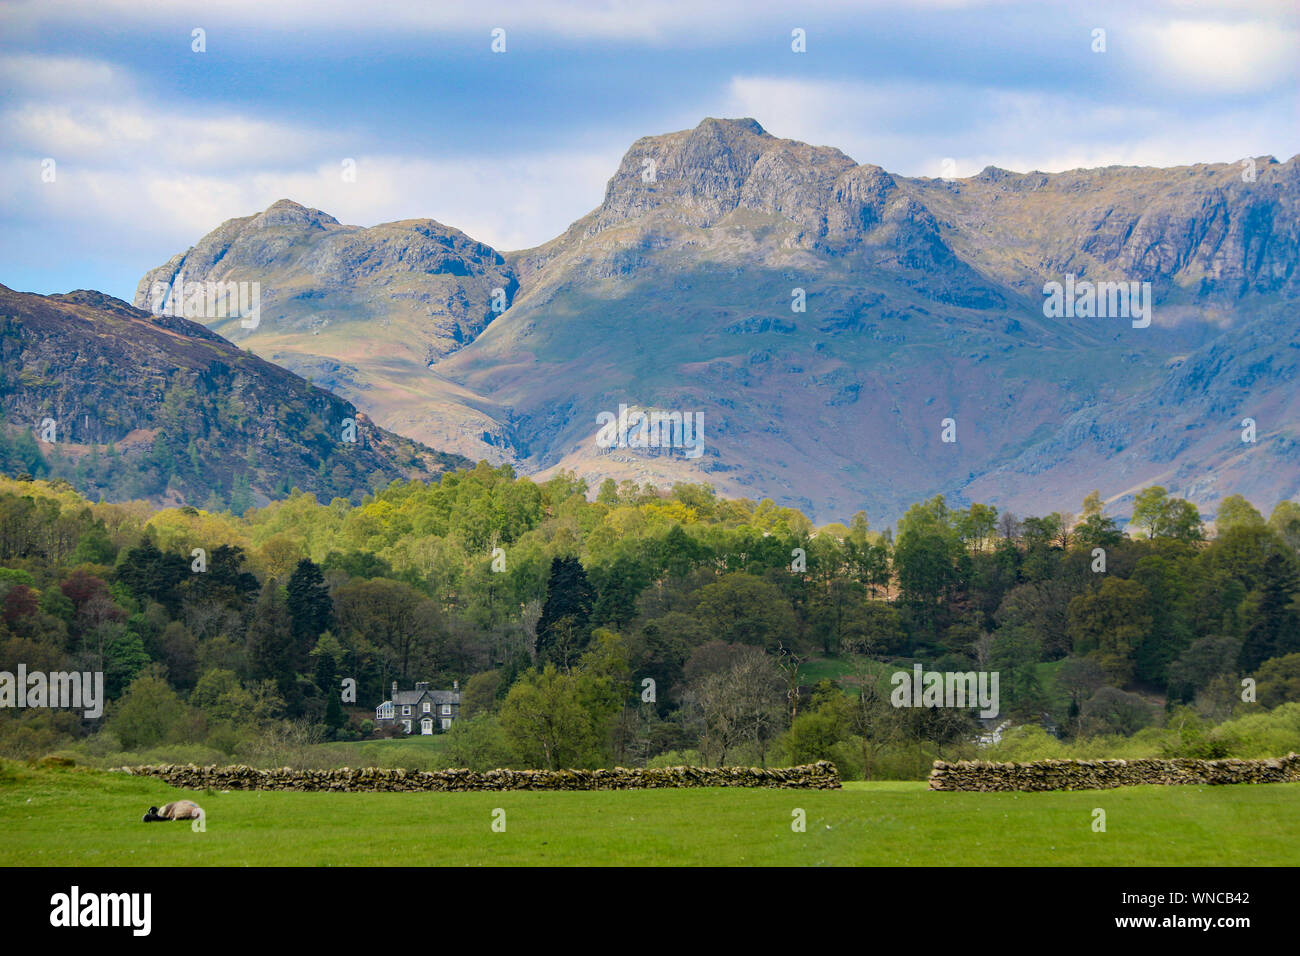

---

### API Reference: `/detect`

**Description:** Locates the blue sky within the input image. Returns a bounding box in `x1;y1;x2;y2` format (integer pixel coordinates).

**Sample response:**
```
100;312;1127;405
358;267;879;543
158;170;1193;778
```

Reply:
2;0;1297;302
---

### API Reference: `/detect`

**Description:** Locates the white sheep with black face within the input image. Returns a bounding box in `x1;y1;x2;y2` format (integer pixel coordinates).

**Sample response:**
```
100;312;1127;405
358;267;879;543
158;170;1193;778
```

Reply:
142;800;205;829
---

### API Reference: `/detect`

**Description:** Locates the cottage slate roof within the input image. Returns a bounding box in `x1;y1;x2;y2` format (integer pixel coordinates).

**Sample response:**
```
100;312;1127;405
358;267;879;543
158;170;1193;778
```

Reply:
389;688;460;706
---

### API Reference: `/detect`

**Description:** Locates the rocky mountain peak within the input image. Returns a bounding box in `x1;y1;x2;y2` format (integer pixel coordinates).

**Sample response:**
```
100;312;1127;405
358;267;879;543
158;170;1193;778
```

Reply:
249;198;341;231
700;116;767;137
583;116;857;237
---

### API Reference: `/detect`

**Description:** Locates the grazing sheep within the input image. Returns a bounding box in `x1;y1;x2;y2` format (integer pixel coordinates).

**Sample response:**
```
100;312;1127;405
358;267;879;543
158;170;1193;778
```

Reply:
142;800;205;828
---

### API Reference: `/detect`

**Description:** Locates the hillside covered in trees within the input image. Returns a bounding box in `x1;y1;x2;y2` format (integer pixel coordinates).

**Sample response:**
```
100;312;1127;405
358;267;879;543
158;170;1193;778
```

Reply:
2;465;1298;778
0;285;468;511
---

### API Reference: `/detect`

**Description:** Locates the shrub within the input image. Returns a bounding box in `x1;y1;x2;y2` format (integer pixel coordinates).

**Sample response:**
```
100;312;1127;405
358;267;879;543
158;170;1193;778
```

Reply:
204;723;243;756
1161;708;1230;759
646;749;704;768
442;714;514;771
828;739;864;780
110;667;189;750
982;725;1065;763
1079;687;1156;736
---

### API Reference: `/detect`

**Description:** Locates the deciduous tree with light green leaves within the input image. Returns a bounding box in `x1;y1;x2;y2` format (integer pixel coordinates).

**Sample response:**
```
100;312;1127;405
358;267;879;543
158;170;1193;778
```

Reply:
1131;486;1204;541
1214;494;1265;535
110;665;187;750
499;664;601;769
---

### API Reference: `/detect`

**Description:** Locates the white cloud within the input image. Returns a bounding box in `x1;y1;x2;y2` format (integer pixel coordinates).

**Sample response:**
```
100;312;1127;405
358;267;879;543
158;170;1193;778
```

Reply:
1;0;1014;43
0;54;129;95
3;101;339;170
1142;19;1300;94
2;145;616;262
724;75;1298;178
0;50;620;268
244;151;619;250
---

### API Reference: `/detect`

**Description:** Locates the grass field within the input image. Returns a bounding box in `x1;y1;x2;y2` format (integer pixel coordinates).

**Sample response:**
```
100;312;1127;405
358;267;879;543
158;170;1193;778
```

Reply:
3;761;1297;866
310;735;450;768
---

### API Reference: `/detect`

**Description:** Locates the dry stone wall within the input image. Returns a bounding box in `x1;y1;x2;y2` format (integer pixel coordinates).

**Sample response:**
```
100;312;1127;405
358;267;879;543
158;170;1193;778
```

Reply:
929;753;1300;791
122;761;842;792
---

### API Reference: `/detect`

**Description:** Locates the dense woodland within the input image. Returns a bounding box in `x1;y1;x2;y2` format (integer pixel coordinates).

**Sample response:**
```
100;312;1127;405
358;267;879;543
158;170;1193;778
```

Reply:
1;464;1299;778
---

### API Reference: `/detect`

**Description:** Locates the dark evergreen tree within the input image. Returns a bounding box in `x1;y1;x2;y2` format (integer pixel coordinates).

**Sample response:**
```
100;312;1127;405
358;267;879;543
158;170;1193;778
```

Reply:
115;538;189;613
186;544;260;608
288;558;333;647
313;646;336;694
247;579;301;710
324;691;347;734
1239;551;1300;671
1132;555;1193;685
592;555;650;630
319;650;347;734
535;556;595;668
893;530;957;648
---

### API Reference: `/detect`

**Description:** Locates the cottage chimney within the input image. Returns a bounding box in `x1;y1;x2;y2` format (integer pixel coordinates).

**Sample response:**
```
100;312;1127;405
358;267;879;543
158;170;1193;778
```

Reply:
391;681;398;700
415;681;429;693
453;679;459;692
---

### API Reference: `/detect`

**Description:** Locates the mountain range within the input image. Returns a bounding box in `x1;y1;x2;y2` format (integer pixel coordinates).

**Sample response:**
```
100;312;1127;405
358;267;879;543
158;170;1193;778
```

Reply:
33;117;1300;522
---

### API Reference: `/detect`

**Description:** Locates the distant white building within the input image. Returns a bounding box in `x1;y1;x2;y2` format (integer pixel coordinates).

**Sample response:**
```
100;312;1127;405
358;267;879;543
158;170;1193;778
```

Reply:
975;714;1060;747
375;680;461;735
976;720;1011;747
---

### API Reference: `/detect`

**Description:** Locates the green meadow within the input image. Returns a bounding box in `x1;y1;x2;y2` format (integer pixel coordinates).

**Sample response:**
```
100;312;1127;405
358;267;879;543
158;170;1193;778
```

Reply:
2;761;1297;866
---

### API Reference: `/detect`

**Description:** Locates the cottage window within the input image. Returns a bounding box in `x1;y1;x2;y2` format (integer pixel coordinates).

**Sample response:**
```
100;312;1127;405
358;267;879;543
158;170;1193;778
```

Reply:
423;702;431;713
402;720;412;733
441;704;451;716
402;705;411;716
